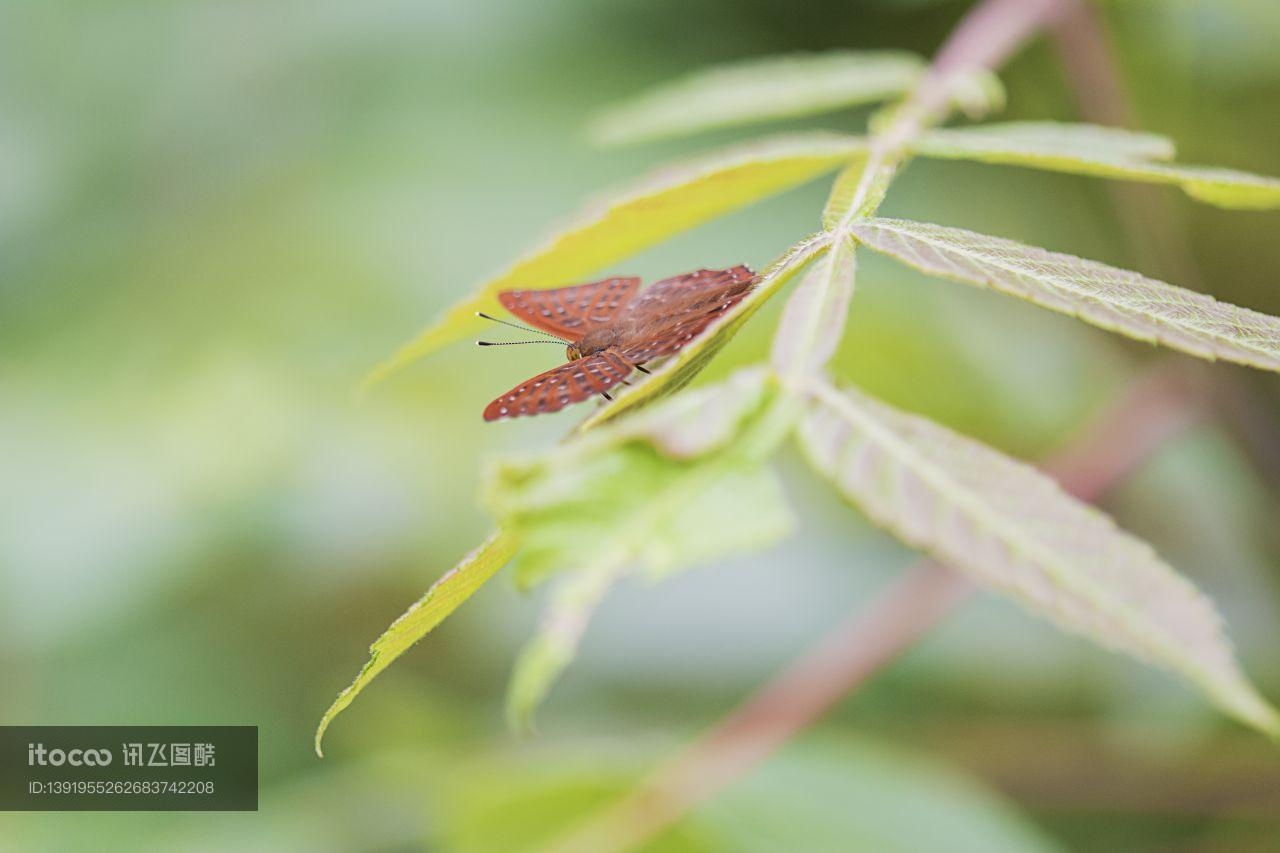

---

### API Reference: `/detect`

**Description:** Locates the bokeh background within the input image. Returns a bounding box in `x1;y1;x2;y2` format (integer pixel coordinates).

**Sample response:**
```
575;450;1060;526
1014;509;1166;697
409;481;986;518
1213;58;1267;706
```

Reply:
3;0;1280;850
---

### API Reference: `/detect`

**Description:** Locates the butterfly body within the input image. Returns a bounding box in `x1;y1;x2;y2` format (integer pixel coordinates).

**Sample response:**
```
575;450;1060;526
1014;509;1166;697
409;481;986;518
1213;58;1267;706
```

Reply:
569;326;625;360
483;266;755;421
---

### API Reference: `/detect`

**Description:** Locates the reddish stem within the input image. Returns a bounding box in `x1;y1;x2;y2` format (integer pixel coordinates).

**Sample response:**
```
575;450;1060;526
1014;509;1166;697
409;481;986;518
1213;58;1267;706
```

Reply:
1050;3;1199;286
843;0;1079;220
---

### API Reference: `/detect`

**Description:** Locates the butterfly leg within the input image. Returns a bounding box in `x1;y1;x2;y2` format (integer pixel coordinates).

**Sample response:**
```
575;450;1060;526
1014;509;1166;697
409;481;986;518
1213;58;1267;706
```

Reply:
601;392;613;402
635;364;651;375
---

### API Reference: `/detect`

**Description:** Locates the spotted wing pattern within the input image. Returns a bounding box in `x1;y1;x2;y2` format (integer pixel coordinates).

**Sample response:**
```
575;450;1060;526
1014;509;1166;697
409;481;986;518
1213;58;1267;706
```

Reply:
483;351;635;421
498;277;639;339
618;265;755;362
634;266;754;307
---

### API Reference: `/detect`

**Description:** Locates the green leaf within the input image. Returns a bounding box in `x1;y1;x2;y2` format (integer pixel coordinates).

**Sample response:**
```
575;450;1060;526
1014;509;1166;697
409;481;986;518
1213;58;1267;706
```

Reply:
914;122;1280;208
921;121;1177;162
506;563;624;732
500;457;793;723
486;370;794;588
315;530;518;756
771;233;857;380
588;51;923;146
799;381;1280;738
579;232;830;431
492;372;796;722
364;134;865;390
851;218;1280;373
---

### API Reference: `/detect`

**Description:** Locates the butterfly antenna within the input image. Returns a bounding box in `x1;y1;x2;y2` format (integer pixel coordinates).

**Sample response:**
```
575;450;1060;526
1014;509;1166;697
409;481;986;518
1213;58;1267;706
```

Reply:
476;340;566;347
475;312;569;344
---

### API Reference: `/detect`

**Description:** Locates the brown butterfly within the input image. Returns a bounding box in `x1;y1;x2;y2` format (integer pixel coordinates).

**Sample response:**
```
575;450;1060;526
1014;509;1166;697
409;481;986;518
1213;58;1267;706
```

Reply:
479;266;755;421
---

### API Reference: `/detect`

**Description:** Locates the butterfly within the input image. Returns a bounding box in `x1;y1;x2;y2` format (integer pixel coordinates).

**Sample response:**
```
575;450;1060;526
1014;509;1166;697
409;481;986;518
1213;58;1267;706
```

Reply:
479;266;756;421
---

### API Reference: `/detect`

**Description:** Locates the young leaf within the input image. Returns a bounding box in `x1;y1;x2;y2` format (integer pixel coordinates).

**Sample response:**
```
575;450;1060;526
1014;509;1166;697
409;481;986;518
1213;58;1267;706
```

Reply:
589;51;923;146
851;218;1280;373
579;231;832;431
500;455;793;722
821;158;869;229
364;134;865;389
590;366;774;458
490;371;795;721
820;146;899;227
945;69;1007;121
486;371;794;588
315;531;519;756
771;233;857;380
507;562;625;731
800;381;1280;737
915;123;1280;209
491;440;795;586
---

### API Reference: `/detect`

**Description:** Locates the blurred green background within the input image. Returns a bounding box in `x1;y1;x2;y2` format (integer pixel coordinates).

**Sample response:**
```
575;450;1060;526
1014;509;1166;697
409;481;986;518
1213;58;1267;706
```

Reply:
3;0;1280;850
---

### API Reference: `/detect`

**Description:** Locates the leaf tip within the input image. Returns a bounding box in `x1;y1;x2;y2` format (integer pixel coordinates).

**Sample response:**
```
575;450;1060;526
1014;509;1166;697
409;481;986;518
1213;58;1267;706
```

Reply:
357;359;396;399
503;692;539;737
314;701;341;758
313;663;368;760
1225;682;1280;742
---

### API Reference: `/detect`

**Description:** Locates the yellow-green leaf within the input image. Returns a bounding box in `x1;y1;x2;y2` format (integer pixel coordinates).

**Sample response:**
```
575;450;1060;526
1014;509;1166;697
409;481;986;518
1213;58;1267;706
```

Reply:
915;122;1280;209
589;51;923;146
364;134;866;390
315;530;518;756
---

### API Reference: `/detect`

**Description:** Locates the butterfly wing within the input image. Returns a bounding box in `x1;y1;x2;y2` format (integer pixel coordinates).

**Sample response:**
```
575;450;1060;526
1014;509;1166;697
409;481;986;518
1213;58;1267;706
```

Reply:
619;266;755;362
633;266;754;307
483;351;635;421
498;277;639;339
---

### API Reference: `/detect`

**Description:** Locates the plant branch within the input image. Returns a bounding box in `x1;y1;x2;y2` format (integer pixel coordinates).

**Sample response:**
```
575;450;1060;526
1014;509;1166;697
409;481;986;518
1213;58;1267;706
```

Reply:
1050;2;1197;287
841;0;1078;222
536;2;1193;849
783;0;1080;390
541;365;1199;853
